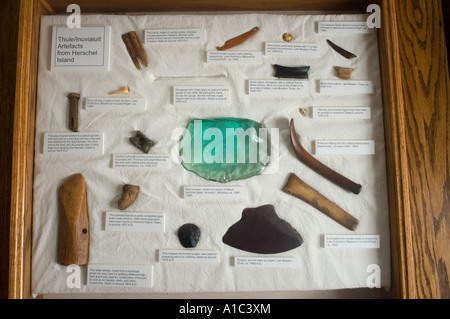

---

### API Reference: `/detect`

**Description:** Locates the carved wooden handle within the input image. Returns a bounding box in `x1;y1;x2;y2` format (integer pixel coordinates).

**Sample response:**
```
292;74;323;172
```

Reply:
283;173;359;231
216;26;259;51
58;173;89;265
289;119;362;195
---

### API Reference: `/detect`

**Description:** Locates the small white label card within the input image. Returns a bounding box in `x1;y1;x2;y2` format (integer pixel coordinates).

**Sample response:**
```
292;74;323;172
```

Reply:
112;154;171;169
312;107;371;119
323;235;380;249
173;86;229;106
43;132;104;155
51;26;111;71
320;80;375;94
105;212;165;233
248;80;309;96
265;42;320;57
85;97;146;112
318;21;375;34
145;28;205;43
315;140;375;155
184;186;245;200
87;264;153;288
159;250;219;264
234;257;297;268
206;51;262;63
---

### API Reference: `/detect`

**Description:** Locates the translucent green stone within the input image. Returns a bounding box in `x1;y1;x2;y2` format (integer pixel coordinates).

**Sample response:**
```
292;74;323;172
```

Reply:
180;118;271;183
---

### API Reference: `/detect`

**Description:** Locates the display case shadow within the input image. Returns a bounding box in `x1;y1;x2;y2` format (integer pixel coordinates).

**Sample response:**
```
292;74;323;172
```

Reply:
9;0;450;299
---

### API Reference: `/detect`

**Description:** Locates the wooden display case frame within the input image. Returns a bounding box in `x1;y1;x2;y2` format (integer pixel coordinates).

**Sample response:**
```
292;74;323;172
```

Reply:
8;0;450;299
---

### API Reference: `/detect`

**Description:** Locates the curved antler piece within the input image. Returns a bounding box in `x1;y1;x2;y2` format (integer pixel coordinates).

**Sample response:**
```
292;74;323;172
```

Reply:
326;39;357;59
289;119;362;195
216;27;259;51
273;64;310;79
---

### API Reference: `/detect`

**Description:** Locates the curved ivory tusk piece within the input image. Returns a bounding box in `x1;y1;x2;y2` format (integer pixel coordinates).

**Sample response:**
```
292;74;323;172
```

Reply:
334;66;354;80
289;119;362;195
283;173;359;231
109;86;130;95
216;27;259;51
326;39;357;59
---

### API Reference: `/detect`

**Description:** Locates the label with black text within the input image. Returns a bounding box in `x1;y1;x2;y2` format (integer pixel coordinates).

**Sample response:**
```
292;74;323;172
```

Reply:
112;154;170;169
87;264;153;288
43;132;104;155
159;250;219;263
315;140;375;155
184;186;245;200
234;257;297;268
51;26;111;70
105;211;165;233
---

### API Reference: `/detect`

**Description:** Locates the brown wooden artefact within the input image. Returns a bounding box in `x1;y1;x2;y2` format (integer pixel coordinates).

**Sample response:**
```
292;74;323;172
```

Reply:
8;0;450;299
57;173;89;266
283;173;359;231
216;26;259;51
122;31;149;70
67;93;80;132
289;119;362;195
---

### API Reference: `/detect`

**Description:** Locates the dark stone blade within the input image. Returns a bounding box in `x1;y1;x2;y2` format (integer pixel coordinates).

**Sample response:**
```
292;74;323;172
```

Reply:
222;205;303;254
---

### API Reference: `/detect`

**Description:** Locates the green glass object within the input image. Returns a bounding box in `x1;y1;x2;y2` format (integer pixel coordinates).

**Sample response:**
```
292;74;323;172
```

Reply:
180;118;271;183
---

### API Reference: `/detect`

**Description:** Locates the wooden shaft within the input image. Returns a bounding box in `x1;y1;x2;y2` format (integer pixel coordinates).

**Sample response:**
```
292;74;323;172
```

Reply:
290;119;362;194
283;173;359;231
67;93;80;132
58;173;89;265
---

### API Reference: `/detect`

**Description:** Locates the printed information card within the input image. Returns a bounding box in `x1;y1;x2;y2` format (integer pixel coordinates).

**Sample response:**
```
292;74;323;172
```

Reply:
206;51;262;63
173;86;230;105
323;235;380;249
159;250;219;264
320;80;375;94
145;28;205;43
265;42;320;57
312;107;371;119
234;257;297;268
184;186;245;200
51;26;111;71
87;264;153;288
315;140;375;155
85;97;146;112
43;132;104;155
318;21;375;34
112;154;171;169
248;80;309;96
105;212;165;233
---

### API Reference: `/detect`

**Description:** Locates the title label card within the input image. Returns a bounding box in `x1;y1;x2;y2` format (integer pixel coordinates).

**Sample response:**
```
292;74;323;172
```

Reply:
87;264;153;288
324;235;380;248
320;80;374;94
234;257;297;268
85;97;146;112
159;250;219;264
315;140;375;155
145;28;205;43
51;26;111;71
173;86;229;105
318;21;375;34
265;42;320;57
206;51;262;63
248;80;308;96
184;186;245;200
112;154;171;169
44;132;104;155
312;107;371;119
105;212;165;233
